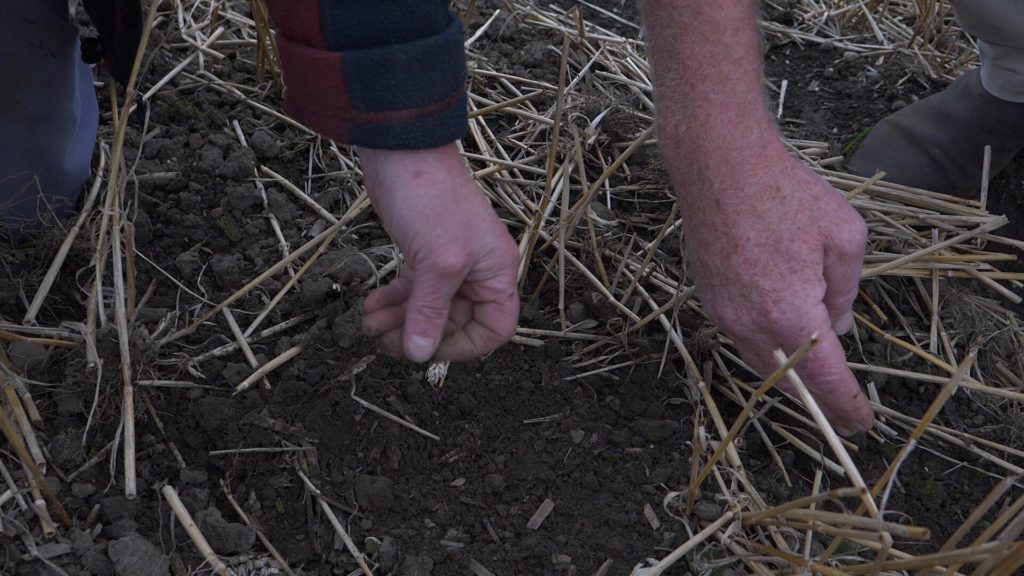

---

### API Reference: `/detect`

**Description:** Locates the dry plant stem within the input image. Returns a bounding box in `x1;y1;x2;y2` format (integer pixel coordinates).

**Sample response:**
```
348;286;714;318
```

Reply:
746;542;848;576
3;386;44;468
916;475;1016;576
219;480;297;576
243;226;338;339
233;345;303;395
260;166;338;225
23;149;107;325
844;170;887;201
803;469;823;561
688;336;819;498
192;311;317;364
861;217;1007;278
161;485;234;576
632;510;736;576
854;312;1024;402
161;196;365;345
294;469;373;576
842;541;1002;574
969;501;1024;575
350;381;440;441
111;182;136;499
750;508;929;540
0;458;27;511
821;351;980;566
222;309;271;390
0;390;69;527
137;389;186;469
874;350;976;496
944;493;1024;575
771;350;878;518
209;447;314;456
742;486;863;524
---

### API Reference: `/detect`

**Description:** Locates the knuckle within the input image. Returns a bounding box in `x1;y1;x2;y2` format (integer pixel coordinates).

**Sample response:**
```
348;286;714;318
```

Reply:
429;250;471;275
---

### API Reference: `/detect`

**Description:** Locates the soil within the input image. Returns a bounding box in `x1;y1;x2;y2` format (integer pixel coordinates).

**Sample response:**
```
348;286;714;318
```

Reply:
1;2;1023;576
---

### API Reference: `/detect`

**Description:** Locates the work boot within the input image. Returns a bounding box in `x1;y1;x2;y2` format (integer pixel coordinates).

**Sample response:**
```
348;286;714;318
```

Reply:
848;69;1024;197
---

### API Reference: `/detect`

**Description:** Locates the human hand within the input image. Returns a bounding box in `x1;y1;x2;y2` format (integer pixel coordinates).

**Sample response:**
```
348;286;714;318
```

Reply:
678;152;874;434
358;144;520;363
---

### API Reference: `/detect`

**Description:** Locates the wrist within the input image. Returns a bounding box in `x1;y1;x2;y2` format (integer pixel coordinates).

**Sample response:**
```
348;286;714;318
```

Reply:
665;130;792;197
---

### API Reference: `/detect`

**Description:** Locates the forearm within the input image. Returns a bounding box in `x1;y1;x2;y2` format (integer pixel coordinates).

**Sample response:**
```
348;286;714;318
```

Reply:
643;0;788;194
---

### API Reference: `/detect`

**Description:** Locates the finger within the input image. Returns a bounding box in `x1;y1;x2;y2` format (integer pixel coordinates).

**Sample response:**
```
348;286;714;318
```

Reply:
822;221;867;335
433;294;520;361
788;329;875;433
376;328;404;358
363;277;412;314
362;304;406;337
402;266;467;362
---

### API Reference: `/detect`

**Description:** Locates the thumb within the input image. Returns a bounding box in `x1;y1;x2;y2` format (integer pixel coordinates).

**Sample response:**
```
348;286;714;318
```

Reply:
402;263;467;362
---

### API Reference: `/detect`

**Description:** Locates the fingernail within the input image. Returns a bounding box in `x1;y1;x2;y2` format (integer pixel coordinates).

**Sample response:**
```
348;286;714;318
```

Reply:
833;312;855;335
407;335;436;363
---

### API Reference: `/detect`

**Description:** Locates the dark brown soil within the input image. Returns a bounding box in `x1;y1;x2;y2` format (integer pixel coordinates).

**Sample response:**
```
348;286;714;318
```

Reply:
2;2;1022;576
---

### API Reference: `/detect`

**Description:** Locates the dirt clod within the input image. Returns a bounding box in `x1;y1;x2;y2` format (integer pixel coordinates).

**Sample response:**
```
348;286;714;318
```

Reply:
195;507;256;555
107;533;169;576
630;418;681;443
400;554;434;576
355;474;395;514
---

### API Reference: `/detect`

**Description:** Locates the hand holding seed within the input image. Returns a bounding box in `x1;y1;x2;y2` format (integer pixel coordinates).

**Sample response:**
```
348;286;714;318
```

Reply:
358;144;520;363
679;156;875;435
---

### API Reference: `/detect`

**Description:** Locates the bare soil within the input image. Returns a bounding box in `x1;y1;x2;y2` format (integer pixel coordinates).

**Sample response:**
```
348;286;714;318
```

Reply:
2;2;1022;575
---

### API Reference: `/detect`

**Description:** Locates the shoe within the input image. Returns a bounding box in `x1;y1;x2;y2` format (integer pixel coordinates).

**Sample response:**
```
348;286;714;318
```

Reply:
848;69;1024;197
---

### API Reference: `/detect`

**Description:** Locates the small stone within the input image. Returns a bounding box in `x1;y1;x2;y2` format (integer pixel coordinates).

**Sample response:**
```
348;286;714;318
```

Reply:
570;429;586;445
71;482;97;499
354;475;394;513
195;508;256;555
107;533;169;576
843;50;859;61
551;553;572;567
180;467;209;485
890;99;908;111
400;554;433;576
483;474;506;494
693;500;722;522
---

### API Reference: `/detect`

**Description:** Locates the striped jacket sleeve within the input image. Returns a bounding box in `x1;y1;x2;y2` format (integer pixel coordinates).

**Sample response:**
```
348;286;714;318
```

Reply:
264;0;468;150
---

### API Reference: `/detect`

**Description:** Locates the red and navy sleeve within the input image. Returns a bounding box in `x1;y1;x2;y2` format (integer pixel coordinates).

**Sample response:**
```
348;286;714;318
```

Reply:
264;0;467;150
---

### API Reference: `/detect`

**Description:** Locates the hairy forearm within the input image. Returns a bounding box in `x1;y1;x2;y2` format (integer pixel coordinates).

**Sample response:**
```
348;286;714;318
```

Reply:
643;0;788;193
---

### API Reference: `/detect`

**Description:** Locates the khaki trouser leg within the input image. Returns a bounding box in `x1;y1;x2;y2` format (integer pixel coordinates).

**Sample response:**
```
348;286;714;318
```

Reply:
953;0;1024;103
